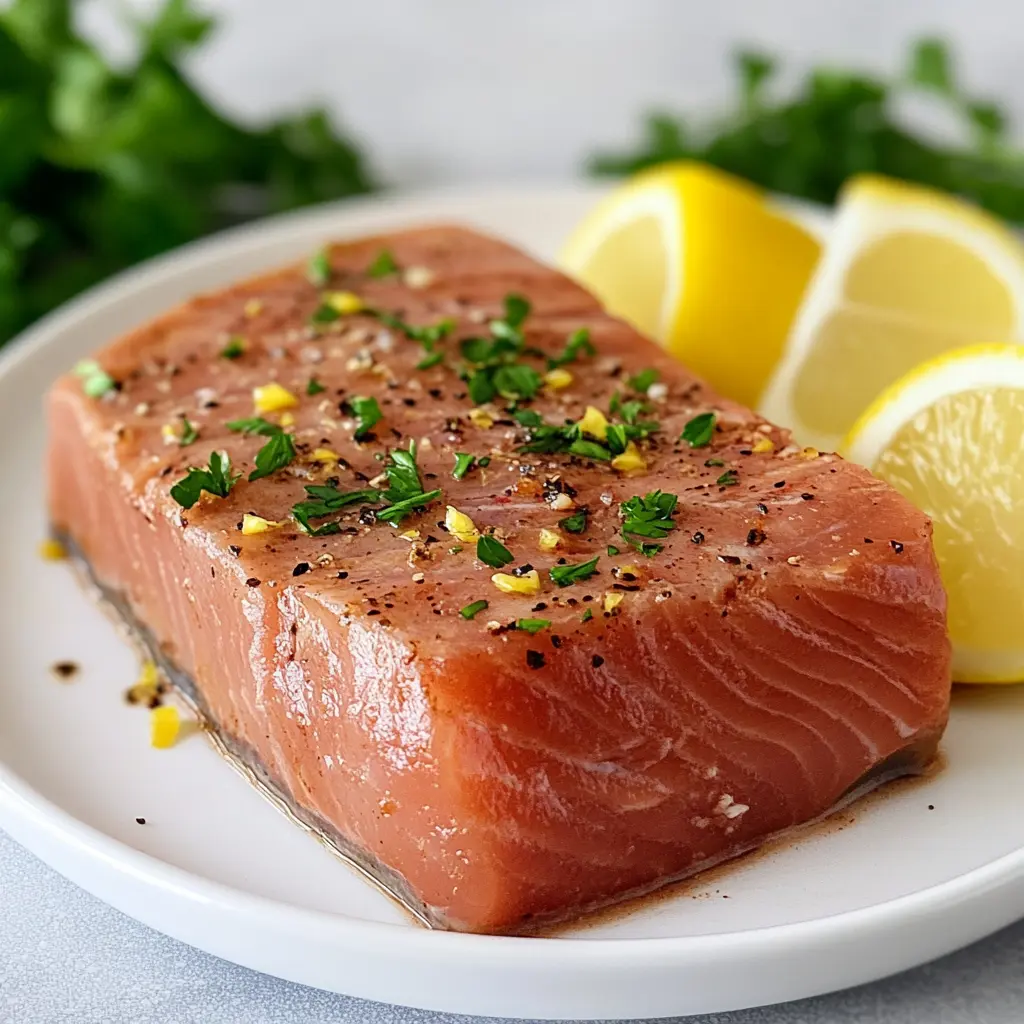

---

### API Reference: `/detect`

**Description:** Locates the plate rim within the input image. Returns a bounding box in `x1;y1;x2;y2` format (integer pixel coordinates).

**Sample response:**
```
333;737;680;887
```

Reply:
3;181;1024;1017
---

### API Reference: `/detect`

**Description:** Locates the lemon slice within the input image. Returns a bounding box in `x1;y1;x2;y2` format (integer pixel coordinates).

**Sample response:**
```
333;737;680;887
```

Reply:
560;162;820;406
761;174;1024;453
844;344;1024;683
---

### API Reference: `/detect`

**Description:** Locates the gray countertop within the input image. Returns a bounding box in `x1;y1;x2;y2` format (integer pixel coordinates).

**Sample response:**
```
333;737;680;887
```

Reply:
3;830;1022;1024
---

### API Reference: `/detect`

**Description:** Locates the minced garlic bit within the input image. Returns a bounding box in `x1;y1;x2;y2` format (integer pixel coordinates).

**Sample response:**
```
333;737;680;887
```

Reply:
611;442;647;473
309;447;340;463
241;513;281;536
647;382;669;402
403;266;435;290
160;423;178;445
491;569;541;596
787;555;803;565
603;592;624;614
577;405;609;440
445;506;481;543
39;538;67;561
324;290;364;315
400;529;421;542
538;528;561;552
549;492;574;511
752;437;775;454
618;564;639;577
799;446;820;460
279;411;296;428
544;368;574;391
468;407;494;430
150;705;181;749
244;298;263;318
253;382;298;414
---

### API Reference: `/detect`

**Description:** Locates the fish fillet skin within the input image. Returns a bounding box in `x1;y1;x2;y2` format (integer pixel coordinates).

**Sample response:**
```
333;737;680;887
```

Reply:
47;225;951;934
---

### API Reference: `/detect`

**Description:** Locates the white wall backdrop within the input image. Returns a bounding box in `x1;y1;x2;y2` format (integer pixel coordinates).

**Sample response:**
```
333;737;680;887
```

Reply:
80;0;1024;187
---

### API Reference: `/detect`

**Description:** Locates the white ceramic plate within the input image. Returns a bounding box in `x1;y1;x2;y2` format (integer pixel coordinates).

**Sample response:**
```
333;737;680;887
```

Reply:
2;184;1024;1022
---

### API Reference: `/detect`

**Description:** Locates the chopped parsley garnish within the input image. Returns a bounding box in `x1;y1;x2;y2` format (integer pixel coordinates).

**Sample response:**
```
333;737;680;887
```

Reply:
376;489;442;525
416;351;445;370
374;310;454;365
517;408;658;460
309;302;341;325
704;457;725;467
376;441;442;525
460;599;489;620
620;490;678;556
548;327;596;369
220;335;246;359
249;431;297;481
73;359;116;398
346;395;382;439
628;367;660;393
170;451;240;509
478;456;492;467
681;412;716;447
178;417;199;446
477;534;514;568
717;469;739;486
607;544;620;556
516;618;551;635
513;408;544;428
492;363;542;400
559;509;588;533
226;417;283;437
306;376;326;396
292;485;382;536
452;452;475;480
457;294;542;402
581;608;594;623
307;249;331;287
367;249;399;278
550;555;599;587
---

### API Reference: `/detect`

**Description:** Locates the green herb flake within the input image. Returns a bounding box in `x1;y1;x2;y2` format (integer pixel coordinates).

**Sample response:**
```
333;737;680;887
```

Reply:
681;412;716;448
516;618;551;635
568;438;611;461
306;376;326;396
226;417;283;437
220;335;246;359
704;457;725;467
376;489;442;525
307;249;331;287
374;441;441;526
460;599;489;621
73;359;116;399
477;534;514;569
292;485;382;536
550;555;600;588
367;249;399;278
717;469;739;487
628;368;659;393
309;302;341;326
477;456;492;468
581;608;594;623
607;544;620;556
416;351;445;370
559;509;588;534
346;395;382;439
452;452;475;480
620;490;678;556
178;417;199;446
170;451;241;509
492;363;541;400
248;431;297;482
548;327;596;369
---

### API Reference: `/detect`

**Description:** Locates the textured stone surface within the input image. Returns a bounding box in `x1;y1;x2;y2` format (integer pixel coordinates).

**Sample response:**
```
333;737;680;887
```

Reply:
3;829;1023;1024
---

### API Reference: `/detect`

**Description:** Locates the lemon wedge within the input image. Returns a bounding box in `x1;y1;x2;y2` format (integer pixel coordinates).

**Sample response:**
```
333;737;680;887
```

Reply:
761;174;1024;452
844;344;1024;683
560;162;820;406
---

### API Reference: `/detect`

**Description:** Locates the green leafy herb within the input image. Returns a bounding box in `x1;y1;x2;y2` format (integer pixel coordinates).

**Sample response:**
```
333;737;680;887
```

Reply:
513;408;544;428
376;489;442;525
478;456;492;467
248;431;297;481
178;417;198;446
73;359;116;398
367;249;399;278
581;608;594;623
586;39;1024;224
170;451;240;509
477;534;514;569
607;544;620;556
620;490;678;556
307;249;330;287
460;599;489;621
374;310;454;345
226;417;283;437
375;441;441;525
628;368;660;393
0;0;376;349
467;370;496;404
452;452;475;480
292;484;382;536
309;302;341;326
606;423;628;455
416;351;445;370
704;457;725;467
346;395;382;439
548;327;596;369
516;618;551;635
717;469;739;486
559;509;588;533
306;376;326;396
220;335;246;359
569;439;612;461
681;412;716;447
550;556;599;588
492;363;542;400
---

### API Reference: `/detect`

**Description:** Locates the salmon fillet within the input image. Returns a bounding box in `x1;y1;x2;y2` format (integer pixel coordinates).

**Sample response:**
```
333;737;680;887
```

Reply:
47;225;951;934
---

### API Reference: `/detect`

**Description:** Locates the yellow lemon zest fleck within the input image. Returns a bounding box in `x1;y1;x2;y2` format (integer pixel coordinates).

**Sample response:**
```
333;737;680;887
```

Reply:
445;506;480;543
160;423;178;444
578;405;609;440
253;383;298;414
544;368;574;391
325;291;364;315
491;569;541;596
752;437;775;454
800;446;820;460
603;592;624;613
150;705;180;749
468;407;494;429
611;442;647;473
38;538;67;561
279;411;296;427
399;529;421;542
309;447;339;463
538;528;561;552
619;564;639;576
241;513;281;536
